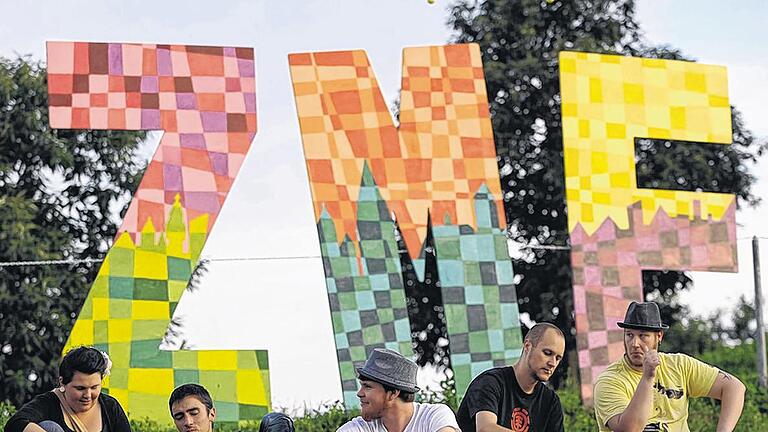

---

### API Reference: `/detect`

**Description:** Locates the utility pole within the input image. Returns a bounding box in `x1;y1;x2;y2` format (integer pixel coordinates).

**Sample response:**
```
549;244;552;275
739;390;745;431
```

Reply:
753;236;767;388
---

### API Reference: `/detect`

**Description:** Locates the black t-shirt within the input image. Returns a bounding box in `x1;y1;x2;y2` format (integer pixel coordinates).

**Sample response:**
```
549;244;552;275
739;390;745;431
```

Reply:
456;366;564;432
4;391;131;432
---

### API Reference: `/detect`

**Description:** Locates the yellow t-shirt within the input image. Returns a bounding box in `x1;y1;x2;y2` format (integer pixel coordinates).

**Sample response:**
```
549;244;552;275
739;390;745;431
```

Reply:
593;352;719;432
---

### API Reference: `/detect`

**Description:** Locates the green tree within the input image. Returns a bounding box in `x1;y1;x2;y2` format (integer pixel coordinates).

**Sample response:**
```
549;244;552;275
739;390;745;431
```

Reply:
0;56;146;406
447;0;764;386
720;295;757;344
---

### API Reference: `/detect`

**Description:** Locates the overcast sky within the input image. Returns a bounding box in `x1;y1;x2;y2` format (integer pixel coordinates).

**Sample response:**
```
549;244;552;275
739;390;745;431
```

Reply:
1;0;765;410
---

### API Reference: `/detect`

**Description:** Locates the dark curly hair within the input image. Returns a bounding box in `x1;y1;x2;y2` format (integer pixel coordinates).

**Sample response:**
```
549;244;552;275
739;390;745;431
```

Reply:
59;346;108;384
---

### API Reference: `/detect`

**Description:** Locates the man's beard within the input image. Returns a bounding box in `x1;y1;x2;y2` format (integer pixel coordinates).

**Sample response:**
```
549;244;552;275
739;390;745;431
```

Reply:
526;358;545;382
361;405;383;421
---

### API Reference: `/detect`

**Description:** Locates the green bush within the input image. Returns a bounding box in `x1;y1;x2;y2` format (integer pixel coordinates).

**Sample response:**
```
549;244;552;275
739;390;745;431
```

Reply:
1;401;16;429
293;402;357;432
417;376;458;411
691;342;768;431
128;418;175;432
124;402;357;432
687;387;768;432
557;386;599;430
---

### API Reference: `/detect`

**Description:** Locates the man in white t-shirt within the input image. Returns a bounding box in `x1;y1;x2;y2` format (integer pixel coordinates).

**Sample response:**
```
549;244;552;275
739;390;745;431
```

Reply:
338;348;460;432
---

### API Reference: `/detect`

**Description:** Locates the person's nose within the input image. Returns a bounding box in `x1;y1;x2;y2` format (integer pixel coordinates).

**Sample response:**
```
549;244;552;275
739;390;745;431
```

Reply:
185;414;195;425
357;388;365;399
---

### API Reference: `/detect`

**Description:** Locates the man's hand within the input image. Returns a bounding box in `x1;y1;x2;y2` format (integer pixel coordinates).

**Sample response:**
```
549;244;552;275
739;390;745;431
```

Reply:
642;346;660;380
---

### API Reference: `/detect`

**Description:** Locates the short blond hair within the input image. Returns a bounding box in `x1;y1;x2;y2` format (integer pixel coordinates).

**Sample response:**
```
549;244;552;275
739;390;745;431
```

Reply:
525;322;564;347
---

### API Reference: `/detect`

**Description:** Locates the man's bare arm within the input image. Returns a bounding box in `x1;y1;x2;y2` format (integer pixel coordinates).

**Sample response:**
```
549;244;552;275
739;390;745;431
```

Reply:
706;370;746;432
475;411;513;432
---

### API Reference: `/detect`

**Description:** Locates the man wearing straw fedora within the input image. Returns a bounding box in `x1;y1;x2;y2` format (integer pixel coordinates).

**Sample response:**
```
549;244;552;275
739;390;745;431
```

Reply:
337;348;460;432
594;301;746;432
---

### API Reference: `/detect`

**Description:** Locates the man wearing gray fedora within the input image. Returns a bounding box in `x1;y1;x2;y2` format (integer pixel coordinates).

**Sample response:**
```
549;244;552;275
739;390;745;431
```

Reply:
594;301;746;432
337;348;460;432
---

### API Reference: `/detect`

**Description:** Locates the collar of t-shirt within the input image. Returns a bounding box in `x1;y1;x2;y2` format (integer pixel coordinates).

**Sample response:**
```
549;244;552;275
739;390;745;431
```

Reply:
508;366;542;400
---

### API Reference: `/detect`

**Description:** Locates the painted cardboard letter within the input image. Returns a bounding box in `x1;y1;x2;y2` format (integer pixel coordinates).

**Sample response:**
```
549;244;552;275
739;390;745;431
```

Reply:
47;42;269;423
559;52;738;403
289;44;522;406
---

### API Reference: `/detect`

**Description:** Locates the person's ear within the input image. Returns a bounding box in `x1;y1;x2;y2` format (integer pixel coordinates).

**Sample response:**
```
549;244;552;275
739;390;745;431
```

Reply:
658;331;664;344
209;407;216;422
386;389;399;403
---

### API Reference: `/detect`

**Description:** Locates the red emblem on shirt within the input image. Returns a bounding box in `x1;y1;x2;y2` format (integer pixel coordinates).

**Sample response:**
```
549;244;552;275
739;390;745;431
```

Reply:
511;407;530;432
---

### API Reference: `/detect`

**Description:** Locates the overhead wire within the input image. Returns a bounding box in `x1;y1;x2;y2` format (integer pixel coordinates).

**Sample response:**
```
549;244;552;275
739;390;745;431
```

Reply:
1;236;766;267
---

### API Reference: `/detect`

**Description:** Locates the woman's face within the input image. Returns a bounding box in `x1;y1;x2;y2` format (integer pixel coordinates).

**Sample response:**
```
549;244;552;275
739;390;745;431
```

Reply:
60;371;102;413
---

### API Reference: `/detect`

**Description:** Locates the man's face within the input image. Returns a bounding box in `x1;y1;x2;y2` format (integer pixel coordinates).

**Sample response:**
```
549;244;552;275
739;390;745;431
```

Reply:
171;396;216;432
623;328;662;368
356;378;394;421
524;329;565;382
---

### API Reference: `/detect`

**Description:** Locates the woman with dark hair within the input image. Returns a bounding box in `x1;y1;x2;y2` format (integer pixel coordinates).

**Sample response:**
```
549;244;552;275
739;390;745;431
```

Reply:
4;346;131;432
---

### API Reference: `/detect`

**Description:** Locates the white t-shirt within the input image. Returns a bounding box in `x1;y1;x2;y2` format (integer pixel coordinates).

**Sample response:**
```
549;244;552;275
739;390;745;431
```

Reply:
338;402;460;432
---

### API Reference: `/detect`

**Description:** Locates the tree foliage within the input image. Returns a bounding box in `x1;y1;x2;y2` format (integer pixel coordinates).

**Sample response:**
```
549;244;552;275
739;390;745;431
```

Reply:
446;0;764;386
0;56;146;406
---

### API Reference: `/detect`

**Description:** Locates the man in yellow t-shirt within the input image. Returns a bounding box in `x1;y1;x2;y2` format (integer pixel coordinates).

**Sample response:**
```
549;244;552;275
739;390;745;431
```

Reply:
593;302;746;432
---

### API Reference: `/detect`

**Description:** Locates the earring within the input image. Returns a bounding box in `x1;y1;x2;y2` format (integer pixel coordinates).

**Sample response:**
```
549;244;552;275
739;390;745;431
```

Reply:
58;386;65;392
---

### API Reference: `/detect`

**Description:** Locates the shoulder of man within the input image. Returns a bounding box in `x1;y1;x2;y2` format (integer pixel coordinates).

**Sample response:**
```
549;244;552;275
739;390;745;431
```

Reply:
535;381;559;397
413;403;460;430
533;381;564;412
416;402;457;417
461;366;510;398
658;351;700;368
473;366;511;385
594;357;627;382
337;416;379;432
593;357;632;399
658;351;690;361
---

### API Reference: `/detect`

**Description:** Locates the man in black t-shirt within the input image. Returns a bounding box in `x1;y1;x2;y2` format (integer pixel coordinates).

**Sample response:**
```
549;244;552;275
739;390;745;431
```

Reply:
456;322;566;432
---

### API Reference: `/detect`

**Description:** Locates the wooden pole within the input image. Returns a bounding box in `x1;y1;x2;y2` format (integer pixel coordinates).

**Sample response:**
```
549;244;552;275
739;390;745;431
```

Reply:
752;236;767;388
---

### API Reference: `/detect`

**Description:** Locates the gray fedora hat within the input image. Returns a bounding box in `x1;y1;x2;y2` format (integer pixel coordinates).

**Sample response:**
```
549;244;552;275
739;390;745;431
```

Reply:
617;301;669;331
356;348;420;393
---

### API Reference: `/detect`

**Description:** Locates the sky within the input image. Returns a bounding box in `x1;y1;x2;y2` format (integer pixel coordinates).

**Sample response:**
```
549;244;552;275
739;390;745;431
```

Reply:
635;0;768;324
1;0;766;411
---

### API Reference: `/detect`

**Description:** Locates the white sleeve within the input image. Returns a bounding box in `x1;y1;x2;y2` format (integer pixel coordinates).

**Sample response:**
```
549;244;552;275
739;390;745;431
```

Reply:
424;404;460;431
337;417;377;432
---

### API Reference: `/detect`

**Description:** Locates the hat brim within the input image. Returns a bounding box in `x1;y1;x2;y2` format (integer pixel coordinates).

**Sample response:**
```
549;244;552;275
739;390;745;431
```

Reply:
617;322;669;331
356;368;420;393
